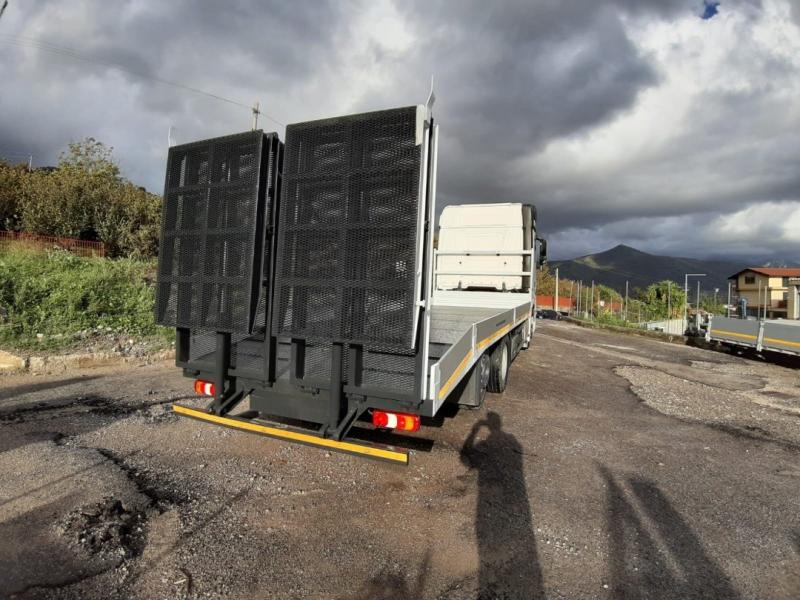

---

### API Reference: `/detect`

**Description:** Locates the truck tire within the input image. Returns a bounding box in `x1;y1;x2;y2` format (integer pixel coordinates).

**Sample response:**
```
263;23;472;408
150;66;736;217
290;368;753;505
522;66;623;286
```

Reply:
487;336;510;393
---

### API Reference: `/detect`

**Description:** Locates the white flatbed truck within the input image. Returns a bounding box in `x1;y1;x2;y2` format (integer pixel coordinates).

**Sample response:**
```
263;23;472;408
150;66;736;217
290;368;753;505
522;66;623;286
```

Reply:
156;105;545;464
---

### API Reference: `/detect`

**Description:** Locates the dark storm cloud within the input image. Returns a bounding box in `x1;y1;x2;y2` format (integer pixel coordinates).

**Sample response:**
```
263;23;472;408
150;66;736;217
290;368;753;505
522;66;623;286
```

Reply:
0;0;797;261
373;1;680;224
395;0;660;152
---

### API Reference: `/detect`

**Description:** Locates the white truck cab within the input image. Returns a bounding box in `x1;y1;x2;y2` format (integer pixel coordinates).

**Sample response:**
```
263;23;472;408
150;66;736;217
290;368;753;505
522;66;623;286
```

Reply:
436;203;535;292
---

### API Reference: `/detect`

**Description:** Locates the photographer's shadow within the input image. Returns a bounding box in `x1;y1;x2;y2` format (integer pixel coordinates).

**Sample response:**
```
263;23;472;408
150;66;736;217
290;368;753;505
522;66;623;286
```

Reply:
461;411;546;599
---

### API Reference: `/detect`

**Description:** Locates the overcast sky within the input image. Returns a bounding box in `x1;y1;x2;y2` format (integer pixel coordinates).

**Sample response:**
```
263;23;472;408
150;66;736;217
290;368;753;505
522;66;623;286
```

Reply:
1;0;798;261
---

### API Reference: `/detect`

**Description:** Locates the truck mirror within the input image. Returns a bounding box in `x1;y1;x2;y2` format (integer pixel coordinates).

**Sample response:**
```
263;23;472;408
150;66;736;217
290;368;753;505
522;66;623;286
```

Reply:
537;238;547;267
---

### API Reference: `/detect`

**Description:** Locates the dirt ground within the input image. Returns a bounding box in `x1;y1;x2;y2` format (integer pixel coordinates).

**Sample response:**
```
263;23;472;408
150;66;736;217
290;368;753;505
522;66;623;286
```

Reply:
1;321;799;599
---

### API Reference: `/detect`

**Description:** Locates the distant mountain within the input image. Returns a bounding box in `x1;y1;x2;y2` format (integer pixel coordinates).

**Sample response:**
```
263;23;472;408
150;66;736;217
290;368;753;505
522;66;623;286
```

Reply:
551;245;745;295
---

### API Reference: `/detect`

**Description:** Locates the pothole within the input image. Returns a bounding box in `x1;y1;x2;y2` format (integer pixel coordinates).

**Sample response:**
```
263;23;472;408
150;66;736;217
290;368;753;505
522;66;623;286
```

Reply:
60;496;148;560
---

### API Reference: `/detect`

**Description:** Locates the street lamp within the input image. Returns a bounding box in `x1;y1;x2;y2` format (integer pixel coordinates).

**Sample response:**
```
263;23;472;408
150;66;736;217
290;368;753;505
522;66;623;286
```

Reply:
684;273;706;331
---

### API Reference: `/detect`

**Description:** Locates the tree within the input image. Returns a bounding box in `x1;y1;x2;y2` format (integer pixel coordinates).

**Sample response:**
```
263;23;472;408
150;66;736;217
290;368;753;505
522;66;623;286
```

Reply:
638;280;686;320
699;294;725;316
16;138;162;257
536;267;574;297
0;160;28;231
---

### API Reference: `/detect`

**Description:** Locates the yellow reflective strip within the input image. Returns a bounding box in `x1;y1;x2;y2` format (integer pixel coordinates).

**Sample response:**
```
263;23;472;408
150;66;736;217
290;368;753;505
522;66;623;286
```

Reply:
437;313;529;401
438;349;474;400
172;405;408;464
763;336;800;348
712;329;758;340
477;323;512;351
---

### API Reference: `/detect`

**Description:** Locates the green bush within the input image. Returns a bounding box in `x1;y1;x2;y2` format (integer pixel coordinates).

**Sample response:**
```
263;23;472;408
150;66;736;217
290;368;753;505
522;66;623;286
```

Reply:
1;138;162;258
594;312;637;328
0;247;169;349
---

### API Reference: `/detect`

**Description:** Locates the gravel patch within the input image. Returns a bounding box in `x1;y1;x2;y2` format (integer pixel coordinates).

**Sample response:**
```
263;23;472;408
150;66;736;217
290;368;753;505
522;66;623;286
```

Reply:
616;365;800;449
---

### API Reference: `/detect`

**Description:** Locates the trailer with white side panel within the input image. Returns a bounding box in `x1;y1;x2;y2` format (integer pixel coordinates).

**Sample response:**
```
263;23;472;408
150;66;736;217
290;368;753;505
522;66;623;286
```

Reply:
707;316;800;357
155;104;545;464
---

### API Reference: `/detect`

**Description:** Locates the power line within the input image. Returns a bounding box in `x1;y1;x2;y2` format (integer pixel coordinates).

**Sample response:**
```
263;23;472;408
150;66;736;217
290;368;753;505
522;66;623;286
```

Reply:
0;33;285;127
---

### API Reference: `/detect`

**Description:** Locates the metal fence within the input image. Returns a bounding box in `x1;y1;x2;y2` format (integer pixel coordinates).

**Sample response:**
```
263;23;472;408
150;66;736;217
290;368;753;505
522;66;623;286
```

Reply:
0;230;105;257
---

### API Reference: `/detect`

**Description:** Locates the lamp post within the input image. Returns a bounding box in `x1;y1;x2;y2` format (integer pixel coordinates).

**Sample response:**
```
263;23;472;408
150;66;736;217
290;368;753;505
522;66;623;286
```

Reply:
684;273;706;332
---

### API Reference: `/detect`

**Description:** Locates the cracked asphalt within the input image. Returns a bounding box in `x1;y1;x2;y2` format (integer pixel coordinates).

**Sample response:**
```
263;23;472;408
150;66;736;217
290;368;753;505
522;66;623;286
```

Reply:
1;321;799;599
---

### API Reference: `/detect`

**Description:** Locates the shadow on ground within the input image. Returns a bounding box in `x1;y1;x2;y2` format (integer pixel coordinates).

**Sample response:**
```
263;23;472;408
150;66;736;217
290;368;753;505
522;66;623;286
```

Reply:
461;411;545;599
599;464;740;599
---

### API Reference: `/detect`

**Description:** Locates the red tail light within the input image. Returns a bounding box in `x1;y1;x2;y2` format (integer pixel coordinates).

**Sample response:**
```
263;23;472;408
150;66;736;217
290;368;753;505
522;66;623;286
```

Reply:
372;410;420;432
194;380;215;396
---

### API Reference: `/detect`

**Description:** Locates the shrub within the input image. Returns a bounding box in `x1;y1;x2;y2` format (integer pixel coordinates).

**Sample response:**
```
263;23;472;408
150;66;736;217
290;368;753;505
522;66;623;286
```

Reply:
0;247;168;349
6;139;162;258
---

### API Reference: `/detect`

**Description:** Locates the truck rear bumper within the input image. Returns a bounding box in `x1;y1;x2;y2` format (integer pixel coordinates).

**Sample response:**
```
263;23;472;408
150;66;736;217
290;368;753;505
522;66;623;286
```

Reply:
173;404;410;465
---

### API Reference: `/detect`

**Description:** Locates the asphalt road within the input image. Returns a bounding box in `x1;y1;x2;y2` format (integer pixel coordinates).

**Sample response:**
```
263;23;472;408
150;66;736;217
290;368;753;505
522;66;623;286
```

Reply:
1;321;798;599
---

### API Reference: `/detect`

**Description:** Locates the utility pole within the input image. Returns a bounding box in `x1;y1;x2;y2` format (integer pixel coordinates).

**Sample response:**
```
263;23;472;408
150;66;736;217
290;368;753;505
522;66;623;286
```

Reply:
696;280;701;313
727;281;731;317
568;280;574;316
668;281;671;332
757;280;762;320
684;273;706;332
555;267;559;313
591;280;595;320
624;281;629;322
251;101;261;131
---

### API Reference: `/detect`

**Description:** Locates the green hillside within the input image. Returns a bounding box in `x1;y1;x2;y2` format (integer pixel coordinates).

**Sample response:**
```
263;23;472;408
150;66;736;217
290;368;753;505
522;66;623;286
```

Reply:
551;245;744;295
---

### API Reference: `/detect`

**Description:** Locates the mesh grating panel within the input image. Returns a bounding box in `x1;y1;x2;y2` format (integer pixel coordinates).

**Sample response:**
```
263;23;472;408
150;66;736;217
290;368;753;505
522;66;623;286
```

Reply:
273;106;425;352
155;131;282;333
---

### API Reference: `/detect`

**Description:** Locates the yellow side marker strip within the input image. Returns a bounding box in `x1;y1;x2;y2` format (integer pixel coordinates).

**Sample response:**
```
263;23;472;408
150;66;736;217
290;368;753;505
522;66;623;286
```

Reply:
763;336;800;348
172;405;409;465
712;329;758;341
438;312;531;400
438;350;474;400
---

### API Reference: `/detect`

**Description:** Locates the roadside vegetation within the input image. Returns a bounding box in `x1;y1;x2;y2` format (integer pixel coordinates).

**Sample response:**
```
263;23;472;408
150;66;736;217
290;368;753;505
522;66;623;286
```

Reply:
0;139;168;353
0;139;161;258
537;268;727;328
0;247;169;351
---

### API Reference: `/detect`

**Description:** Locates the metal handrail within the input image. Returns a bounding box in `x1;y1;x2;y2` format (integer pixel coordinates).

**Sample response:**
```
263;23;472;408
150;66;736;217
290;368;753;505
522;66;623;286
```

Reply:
435;250;533;256
435;271;532;276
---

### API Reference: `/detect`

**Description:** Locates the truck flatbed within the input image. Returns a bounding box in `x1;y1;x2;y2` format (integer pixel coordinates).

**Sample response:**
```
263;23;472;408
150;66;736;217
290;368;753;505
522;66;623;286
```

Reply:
707;316;800;357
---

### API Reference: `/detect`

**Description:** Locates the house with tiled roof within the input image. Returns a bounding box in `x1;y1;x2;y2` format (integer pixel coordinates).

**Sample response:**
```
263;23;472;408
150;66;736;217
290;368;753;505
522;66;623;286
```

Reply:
729;267;800;319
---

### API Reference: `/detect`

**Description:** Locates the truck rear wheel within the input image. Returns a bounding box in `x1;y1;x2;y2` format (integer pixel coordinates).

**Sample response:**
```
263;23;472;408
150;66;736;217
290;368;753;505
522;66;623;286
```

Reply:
487;336;510;393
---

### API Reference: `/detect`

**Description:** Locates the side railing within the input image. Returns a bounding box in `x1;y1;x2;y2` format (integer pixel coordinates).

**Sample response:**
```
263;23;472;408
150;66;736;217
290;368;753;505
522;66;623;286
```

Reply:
433;249;536;306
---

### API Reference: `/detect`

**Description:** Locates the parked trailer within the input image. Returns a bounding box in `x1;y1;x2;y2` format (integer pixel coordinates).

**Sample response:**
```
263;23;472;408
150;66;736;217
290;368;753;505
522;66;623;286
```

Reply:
707;316;800;357
155;105;545;464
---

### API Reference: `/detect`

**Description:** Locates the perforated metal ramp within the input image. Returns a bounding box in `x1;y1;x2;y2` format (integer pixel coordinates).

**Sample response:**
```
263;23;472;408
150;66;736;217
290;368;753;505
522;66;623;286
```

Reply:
155;130;282;334
272;106;426;352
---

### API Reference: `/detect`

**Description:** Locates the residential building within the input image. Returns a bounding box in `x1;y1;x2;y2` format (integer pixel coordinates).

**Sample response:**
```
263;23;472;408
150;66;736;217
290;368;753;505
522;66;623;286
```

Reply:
729;268;800;319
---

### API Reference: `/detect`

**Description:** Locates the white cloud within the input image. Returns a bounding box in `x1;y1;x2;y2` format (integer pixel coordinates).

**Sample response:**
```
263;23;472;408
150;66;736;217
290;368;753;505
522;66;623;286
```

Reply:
518;0;800;240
